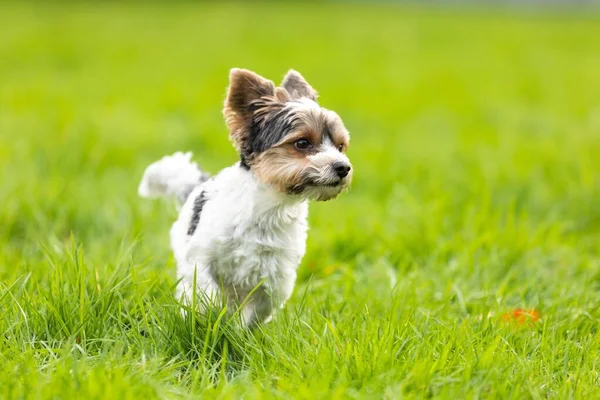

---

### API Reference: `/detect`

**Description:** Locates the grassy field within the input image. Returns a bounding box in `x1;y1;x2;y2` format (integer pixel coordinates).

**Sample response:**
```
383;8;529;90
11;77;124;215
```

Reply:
1;3;600;399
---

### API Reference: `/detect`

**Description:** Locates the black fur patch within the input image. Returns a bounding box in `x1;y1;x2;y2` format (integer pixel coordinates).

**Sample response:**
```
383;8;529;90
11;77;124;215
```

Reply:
187;191;207;235
243;104;298;161
239;157;250;170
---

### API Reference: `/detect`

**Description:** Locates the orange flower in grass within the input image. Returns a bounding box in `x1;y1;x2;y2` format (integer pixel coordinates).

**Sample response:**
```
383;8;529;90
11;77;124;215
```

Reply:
500;308;540;325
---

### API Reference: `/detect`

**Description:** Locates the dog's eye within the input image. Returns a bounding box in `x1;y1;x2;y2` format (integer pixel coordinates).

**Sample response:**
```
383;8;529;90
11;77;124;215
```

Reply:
295;139;312;150
337;144;344;152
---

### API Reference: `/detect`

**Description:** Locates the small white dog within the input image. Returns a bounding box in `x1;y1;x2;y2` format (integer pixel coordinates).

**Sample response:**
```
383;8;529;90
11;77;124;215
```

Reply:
139;68;352;327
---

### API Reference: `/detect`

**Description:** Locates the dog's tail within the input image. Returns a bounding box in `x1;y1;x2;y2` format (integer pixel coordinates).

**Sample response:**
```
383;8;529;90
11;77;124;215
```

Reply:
138;152;210;206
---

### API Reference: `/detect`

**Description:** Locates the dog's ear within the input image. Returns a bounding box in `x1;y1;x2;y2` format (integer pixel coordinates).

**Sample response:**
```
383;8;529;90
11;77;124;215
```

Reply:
281;69;318;101
223;68;275;152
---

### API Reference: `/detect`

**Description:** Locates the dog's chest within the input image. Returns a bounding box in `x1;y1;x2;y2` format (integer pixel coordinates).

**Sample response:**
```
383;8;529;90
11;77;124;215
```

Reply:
187;167;309;289
211;201;308;288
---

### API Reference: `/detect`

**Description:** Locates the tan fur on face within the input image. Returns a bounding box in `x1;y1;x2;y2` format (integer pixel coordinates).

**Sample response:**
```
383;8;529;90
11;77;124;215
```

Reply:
323;110;350;150
252;146;307;193
252;123;352;201
275;126;322;150
253;146;350;202
274;105;350;151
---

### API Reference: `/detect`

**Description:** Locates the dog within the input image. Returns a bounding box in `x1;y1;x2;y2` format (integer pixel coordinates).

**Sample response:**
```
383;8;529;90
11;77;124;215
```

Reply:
138;68;352;327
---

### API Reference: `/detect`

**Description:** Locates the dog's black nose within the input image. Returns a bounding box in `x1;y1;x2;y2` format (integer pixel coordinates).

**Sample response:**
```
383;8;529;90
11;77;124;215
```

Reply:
332;161;351;178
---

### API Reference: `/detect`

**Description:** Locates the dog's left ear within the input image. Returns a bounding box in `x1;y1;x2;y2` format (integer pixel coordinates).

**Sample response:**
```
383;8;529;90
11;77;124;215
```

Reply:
224;68;275;152
281;69;318;101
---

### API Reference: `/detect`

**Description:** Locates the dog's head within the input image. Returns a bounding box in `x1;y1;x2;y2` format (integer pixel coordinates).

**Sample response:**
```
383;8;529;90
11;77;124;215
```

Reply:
223;68;352;201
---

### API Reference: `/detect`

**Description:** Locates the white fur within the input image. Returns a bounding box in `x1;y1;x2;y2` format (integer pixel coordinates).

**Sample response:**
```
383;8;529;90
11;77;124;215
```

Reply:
142;154;308;327
138;152;205;206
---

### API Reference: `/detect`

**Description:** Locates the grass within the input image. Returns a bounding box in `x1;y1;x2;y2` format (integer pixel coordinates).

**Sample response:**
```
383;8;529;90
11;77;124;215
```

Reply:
1;3;600;398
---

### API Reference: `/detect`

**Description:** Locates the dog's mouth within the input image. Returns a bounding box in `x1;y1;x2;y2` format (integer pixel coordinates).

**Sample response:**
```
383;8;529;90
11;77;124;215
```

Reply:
289;179;344;194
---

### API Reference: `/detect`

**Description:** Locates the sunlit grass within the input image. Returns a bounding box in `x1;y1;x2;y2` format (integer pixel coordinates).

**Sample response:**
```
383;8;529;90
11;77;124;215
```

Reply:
1;3;599;398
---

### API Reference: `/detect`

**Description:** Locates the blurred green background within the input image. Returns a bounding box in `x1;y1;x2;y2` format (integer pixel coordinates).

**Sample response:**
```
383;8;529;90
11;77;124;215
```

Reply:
1;2;599;399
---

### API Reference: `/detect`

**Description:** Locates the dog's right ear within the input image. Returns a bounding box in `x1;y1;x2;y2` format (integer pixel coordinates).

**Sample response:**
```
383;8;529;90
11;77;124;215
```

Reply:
281;69;318;101
223;68;275;152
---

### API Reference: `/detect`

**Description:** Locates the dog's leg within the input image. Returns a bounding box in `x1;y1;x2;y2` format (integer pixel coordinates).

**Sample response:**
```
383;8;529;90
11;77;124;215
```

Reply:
240;270;298;328
240;289;275;329
176;262;221;312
